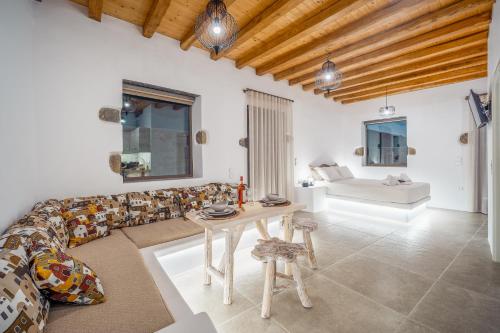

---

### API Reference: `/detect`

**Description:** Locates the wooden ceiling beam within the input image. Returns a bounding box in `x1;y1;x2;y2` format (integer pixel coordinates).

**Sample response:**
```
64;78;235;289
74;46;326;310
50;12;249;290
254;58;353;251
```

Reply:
143;0;173;38
274;1;492;82
335;64;487;102
340;72;487;104
256;0;455;76
179;0;238;51
329;56;486;99
300;31;488;92
210;0;304;60
309;43;487;94
88;0;104;22
234;0;373;69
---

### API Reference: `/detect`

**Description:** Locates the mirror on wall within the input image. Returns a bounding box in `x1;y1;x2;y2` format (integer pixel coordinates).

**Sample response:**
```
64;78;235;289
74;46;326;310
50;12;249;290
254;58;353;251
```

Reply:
364;117;408;167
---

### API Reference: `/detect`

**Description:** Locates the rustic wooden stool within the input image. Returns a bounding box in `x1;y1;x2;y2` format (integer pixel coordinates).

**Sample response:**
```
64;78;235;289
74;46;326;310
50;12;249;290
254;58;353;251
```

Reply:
251;238;313;319
292;217;319;269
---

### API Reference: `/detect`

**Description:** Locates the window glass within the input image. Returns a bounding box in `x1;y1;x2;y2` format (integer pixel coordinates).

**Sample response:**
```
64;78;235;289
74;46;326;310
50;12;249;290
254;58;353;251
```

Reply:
365;118;407;167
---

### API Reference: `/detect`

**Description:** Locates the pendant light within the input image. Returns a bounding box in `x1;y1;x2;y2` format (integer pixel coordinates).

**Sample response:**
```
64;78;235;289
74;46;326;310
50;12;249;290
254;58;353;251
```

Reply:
315;55;342;93
379;87;396;116
195;0;239;55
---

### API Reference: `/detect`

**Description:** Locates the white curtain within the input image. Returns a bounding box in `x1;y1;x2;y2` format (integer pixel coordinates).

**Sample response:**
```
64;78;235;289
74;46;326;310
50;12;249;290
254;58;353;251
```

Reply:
247;90;294;201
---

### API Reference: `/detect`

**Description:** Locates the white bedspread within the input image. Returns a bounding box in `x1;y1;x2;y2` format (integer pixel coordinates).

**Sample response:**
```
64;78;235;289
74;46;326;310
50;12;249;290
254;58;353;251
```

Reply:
324;178;430;204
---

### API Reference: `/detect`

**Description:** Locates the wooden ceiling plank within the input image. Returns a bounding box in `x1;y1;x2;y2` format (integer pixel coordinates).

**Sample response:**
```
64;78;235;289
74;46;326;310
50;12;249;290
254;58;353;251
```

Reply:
256;0;455;76
274;1;492;82
329;56;486;99
210;0;305;60
234;0;369;69
143;0;173;38
299;28;488;91
88;0;104;22
340;72;487;104
335;64;487;102
179;0;238;51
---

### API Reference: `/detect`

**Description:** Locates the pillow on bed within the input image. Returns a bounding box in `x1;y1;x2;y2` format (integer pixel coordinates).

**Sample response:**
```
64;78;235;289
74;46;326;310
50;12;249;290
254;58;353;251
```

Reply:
338;166;354;179
314;166;343;182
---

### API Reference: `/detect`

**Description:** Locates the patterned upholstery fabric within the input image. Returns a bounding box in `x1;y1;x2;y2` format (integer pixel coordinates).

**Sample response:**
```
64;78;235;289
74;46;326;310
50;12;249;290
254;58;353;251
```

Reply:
213;183;238;204
176;185;217;215
100;195;130;228
0;244;50;333
126;192;161;226
30;248;105;305
145;189;182;220
30;203;69;249
61;197;111;248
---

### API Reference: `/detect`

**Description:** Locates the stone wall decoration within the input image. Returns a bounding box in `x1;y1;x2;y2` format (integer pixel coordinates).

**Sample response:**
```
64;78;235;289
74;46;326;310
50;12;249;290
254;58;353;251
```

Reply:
109;153;122;174
196;130;207;144
239;138;249;148
408;147;417;155
99;107;121;123
354;147;364;156
459;132;469;145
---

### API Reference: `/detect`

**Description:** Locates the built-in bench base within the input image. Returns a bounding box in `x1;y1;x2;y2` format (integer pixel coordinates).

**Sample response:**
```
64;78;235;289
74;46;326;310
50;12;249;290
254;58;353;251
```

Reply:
326;195;430;223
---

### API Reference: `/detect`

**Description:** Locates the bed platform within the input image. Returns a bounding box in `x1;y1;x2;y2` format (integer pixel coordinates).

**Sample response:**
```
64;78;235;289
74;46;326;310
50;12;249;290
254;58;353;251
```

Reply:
320;178;431;223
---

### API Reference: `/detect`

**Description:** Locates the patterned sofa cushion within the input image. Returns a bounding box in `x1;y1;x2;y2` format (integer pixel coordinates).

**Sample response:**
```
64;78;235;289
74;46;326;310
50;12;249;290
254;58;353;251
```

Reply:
126;192;160;226
0;246;50;333
30;203;69;249
145;189;182;219
30;248;105;305
176;185;217;215
61;197;111;248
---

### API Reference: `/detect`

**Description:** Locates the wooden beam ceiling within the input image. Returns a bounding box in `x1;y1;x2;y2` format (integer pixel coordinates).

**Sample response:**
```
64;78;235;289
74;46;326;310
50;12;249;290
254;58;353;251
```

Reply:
340;72;487;104
336;65;487;102
210;0;305;60
143;0;173;38
70;0;494;104
88;0;103;22
234;0;377;69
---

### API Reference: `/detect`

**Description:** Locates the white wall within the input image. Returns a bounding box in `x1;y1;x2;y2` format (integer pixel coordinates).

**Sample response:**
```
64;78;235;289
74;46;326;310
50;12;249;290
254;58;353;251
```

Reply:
0;0;38;232
30;0;343;201
335;79;487;211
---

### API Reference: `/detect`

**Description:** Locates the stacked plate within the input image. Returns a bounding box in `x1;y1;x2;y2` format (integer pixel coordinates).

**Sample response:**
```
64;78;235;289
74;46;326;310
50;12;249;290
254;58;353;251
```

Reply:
203;205;236;218
260;194;288;206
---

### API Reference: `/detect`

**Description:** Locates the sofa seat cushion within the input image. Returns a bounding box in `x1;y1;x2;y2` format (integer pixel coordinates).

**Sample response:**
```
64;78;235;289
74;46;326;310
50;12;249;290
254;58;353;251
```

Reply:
122;218;203;249
46;230;174;333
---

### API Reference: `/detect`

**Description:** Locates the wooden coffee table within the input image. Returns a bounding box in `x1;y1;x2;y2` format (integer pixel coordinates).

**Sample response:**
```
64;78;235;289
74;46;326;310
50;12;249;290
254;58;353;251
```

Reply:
186;202;307;305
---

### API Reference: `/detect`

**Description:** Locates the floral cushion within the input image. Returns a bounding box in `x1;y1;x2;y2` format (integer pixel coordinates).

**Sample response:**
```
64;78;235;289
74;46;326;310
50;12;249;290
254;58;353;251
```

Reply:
61;197;111;248
30;248;105;305
0;247;50;333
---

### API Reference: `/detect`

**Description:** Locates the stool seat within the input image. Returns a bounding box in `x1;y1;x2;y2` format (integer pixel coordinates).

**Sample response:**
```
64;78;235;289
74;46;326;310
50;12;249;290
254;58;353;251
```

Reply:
292;217;318;232
252;238;307;263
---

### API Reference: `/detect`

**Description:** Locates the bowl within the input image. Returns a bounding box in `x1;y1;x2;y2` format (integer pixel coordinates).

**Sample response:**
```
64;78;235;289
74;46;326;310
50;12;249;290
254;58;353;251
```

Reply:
266;193;280;201
211;202;228;212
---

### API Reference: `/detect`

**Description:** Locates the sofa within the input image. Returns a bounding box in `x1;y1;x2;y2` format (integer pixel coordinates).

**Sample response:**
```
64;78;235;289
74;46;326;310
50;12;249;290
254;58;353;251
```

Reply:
0;183;237;333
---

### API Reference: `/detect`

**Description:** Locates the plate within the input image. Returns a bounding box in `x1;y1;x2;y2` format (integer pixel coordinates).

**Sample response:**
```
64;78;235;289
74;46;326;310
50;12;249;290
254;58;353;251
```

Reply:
261;198;287;204
204;207;235;216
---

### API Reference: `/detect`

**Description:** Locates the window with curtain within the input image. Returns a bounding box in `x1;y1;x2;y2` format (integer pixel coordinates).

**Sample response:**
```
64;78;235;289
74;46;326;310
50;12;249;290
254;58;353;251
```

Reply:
246;90;294;201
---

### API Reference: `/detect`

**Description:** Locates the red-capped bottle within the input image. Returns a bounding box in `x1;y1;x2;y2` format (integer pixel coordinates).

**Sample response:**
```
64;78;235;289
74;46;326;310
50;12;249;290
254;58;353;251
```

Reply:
237;176;244;208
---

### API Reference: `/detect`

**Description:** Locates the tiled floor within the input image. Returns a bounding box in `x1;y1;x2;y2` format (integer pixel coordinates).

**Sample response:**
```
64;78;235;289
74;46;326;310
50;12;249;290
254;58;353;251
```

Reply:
166;208;500;332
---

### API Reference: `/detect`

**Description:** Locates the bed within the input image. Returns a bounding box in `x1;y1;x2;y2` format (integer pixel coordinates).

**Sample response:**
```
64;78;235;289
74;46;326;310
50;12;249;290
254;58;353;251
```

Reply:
323;178;430;205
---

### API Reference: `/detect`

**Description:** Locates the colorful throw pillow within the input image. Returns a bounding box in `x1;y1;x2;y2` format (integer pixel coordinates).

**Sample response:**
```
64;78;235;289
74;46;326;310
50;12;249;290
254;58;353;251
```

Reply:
0;248;50;333
213;183;238;205
30;248;105;305
145;189;182;220
100;195;130;228
127;192;161;226
176;185;217;215
5;224;65;262
30;204;69;249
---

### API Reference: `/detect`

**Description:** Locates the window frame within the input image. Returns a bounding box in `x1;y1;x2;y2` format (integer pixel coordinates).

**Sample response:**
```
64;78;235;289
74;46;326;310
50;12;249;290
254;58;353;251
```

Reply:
121;93;194;183
363;116;408;168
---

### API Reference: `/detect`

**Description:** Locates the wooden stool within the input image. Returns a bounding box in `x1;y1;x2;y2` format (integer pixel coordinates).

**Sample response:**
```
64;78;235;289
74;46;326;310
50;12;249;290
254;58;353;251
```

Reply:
251;238;313;319
292;217;319;269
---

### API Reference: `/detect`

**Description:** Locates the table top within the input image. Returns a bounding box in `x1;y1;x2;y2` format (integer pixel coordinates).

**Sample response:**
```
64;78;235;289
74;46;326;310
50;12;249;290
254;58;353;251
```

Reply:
186;202;307;231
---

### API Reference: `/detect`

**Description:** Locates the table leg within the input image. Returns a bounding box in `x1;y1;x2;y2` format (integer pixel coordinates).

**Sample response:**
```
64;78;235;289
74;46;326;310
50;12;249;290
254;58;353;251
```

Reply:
255;218;270;240
204;229;213;285
283;213;294;275
218;224;245;272
223;230;234;305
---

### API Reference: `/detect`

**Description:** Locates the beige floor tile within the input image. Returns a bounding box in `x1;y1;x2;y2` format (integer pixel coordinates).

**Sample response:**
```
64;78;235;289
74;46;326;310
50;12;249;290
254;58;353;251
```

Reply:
396;319;439;333
303;224;381;251
442;237;500;300
328;217;403;237
320;255;433;315
296;238;358;269
270;274;405;333
358;237;454;279
233;247;315;304
172;267;254;326
217;307;288;333
410;280;500;333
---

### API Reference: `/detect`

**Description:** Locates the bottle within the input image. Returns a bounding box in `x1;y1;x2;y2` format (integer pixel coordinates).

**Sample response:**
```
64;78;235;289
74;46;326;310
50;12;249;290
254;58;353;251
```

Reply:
237;176;244;208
